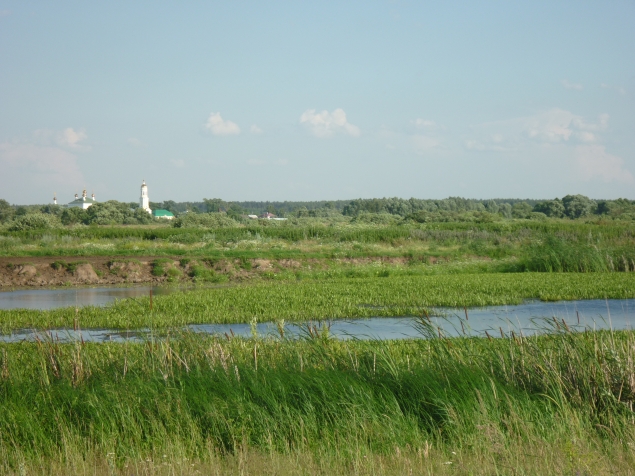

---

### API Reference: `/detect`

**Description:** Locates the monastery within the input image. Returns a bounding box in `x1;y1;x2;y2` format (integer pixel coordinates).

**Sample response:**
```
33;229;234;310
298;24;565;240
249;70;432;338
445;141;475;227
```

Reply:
56;181;174;219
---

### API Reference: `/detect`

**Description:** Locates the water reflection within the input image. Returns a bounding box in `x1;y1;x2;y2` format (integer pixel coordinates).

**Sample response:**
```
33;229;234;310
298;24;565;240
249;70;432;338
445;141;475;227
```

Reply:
0;286;176;310
1;298;634;343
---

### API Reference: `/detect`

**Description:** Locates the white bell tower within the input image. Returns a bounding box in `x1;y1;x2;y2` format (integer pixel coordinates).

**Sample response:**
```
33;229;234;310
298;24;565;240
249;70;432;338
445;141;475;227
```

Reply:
140;180;152;214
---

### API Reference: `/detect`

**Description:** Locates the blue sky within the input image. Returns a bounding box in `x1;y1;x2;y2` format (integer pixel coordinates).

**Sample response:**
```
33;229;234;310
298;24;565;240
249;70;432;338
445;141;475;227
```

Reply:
1;1;634;204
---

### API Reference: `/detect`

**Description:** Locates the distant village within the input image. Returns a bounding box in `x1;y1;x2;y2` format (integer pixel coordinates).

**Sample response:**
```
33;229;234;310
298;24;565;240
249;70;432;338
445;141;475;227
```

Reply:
54;181;287;220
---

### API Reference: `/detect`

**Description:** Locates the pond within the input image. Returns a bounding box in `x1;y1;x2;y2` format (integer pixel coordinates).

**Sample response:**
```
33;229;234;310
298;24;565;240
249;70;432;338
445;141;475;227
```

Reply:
1;297;633;343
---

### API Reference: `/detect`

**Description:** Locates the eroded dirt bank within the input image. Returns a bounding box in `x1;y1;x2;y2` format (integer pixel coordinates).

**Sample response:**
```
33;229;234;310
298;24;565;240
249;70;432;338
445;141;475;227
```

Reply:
0;256;414;288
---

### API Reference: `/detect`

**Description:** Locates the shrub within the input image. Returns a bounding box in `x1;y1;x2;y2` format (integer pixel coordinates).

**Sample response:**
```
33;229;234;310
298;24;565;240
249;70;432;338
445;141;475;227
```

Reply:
152;259;172;277
50;260;67;271
8;213;60;231
189;264;215;281
172;213;241;229
351;212;401;225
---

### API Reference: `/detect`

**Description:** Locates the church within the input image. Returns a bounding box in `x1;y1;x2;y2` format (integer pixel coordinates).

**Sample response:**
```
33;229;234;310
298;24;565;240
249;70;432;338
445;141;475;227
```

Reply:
64;190;97;209
140;180;151;213
141;180;174;219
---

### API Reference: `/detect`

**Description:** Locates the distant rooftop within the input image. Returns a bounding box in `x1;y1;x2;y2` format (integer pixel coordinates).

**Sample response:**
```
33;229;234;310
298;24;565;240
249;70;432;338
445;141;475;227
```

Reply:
153;209;175;218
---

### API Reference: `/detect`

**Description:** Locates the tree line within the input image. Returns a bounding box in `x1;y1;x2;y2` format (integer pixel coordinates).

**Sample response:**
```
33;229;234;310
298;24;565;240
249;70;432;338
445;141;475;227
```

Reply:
1;195;634;230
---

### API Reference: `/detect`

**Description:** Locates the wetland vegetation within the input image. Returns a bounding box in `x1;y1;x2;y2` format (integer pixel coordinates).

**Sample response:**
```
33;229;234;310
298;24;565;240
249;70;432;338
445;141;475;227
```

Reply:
2;328;635;474
2;272;635;332
1;195;635;473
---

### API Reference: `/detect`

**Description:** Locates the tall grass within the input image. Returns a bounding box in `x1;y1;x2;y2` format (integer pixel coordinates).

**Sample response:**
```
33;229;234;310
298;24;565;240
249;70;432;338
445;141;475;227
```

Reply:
1;273;635;331
1;220;634;259
1;329;635;474
522;236;635;272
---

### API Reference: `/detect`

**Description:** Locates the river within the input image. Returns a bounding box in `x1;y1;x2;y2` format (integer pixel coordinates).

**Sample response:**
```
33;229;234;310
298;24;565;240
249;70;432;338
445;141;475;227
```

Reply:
1;285;633;342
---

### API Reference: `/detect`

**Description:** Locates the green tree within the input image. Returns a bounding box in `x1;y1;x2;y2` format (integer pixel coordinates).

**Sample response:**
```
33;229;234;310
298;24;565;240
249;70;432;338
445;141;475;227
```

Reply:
40;204;63;216
0;199;14;223
203;198;226;213
15;206;28;217
498;203;512;219
533;199;565;218
512;202;533;219
60;207;88;226
484;200;499;214
596;198;634;217
562;194;596;219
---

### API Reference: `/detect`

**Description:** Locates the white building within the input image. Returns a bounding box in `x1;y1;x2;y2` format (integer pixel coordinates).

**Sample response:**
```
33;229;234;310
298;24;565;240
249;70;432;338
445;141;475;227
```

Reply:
66;189;97;209
140;180;152;214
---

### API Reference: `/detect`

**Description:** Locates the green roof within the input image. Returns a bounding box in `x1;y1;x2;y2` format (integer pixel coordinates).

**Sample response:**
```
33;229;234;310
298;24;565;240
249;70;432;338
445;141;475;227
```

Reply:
153;209;174;217
67;198;97;205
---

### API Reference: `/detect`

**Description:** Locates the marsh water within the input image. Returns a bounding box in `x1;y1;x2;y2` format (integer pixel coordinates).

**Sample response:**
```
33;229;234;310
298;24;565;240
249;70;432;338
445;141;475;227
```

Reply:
1;285;634;342
0;286;176;310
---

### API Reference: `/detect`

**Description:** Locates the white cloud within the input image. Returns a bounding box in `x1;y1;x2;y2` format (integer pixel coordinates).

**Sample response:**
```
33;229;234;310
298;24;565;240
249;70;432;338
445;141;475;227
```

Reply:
576;145;634;183
571;112;608;133
525;109;575;142
299;108;360;138
170;159;185;168
467;109;609;151
250;125;263;134
530;109;608;143
464;110;632;185
576;131;596;143
204;112;240;136
274;158;289;166
561;79;583;91
58;127;88;148
32;127;89;150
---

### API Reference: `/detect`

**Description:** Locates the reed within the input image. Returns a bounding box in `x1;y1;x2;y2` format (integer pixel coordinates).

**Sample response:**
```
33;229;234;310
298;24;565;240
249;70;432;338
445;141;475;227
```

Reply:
521;235;635;272
1;327;635;474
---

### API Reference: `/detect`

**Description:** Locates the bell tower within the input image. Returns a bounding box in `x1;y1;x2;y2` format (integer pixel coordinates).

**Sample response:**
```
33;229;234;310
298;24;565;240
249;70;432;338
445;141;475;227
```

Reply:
140;180;152;214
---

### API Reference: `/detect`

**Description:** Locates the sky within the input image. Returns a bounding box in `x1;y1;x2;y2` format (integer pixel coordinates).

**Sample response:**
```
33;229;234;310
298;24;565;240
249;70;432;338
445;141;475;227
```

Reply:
1;1;634;205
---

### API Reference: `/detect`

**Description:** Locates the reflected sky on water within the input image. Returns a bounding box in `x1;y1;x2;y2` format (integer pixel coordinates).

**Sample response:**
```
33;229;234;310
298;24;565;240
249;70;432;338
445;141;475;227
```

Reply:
0;286;177;310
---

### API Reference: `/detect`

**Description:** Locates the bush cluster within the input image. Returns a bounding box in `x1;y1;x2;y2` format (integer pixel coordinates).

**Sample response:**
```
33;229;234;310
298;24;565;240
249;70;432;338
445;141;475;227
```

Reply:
172;212;241;229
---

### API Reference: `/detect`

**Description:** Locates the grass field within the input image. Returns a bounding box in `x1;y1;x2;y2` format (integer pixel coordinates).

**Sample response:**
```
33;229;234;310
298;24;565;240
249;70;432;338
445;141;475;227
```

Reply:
1;328;635;474
1;221;634;263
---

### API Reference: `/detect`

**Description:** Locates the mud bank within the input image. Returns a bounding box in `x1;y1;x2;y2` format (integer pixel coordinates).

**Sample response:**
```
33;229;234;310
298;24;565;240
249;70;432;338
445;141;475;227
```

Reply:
0;256;412;288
